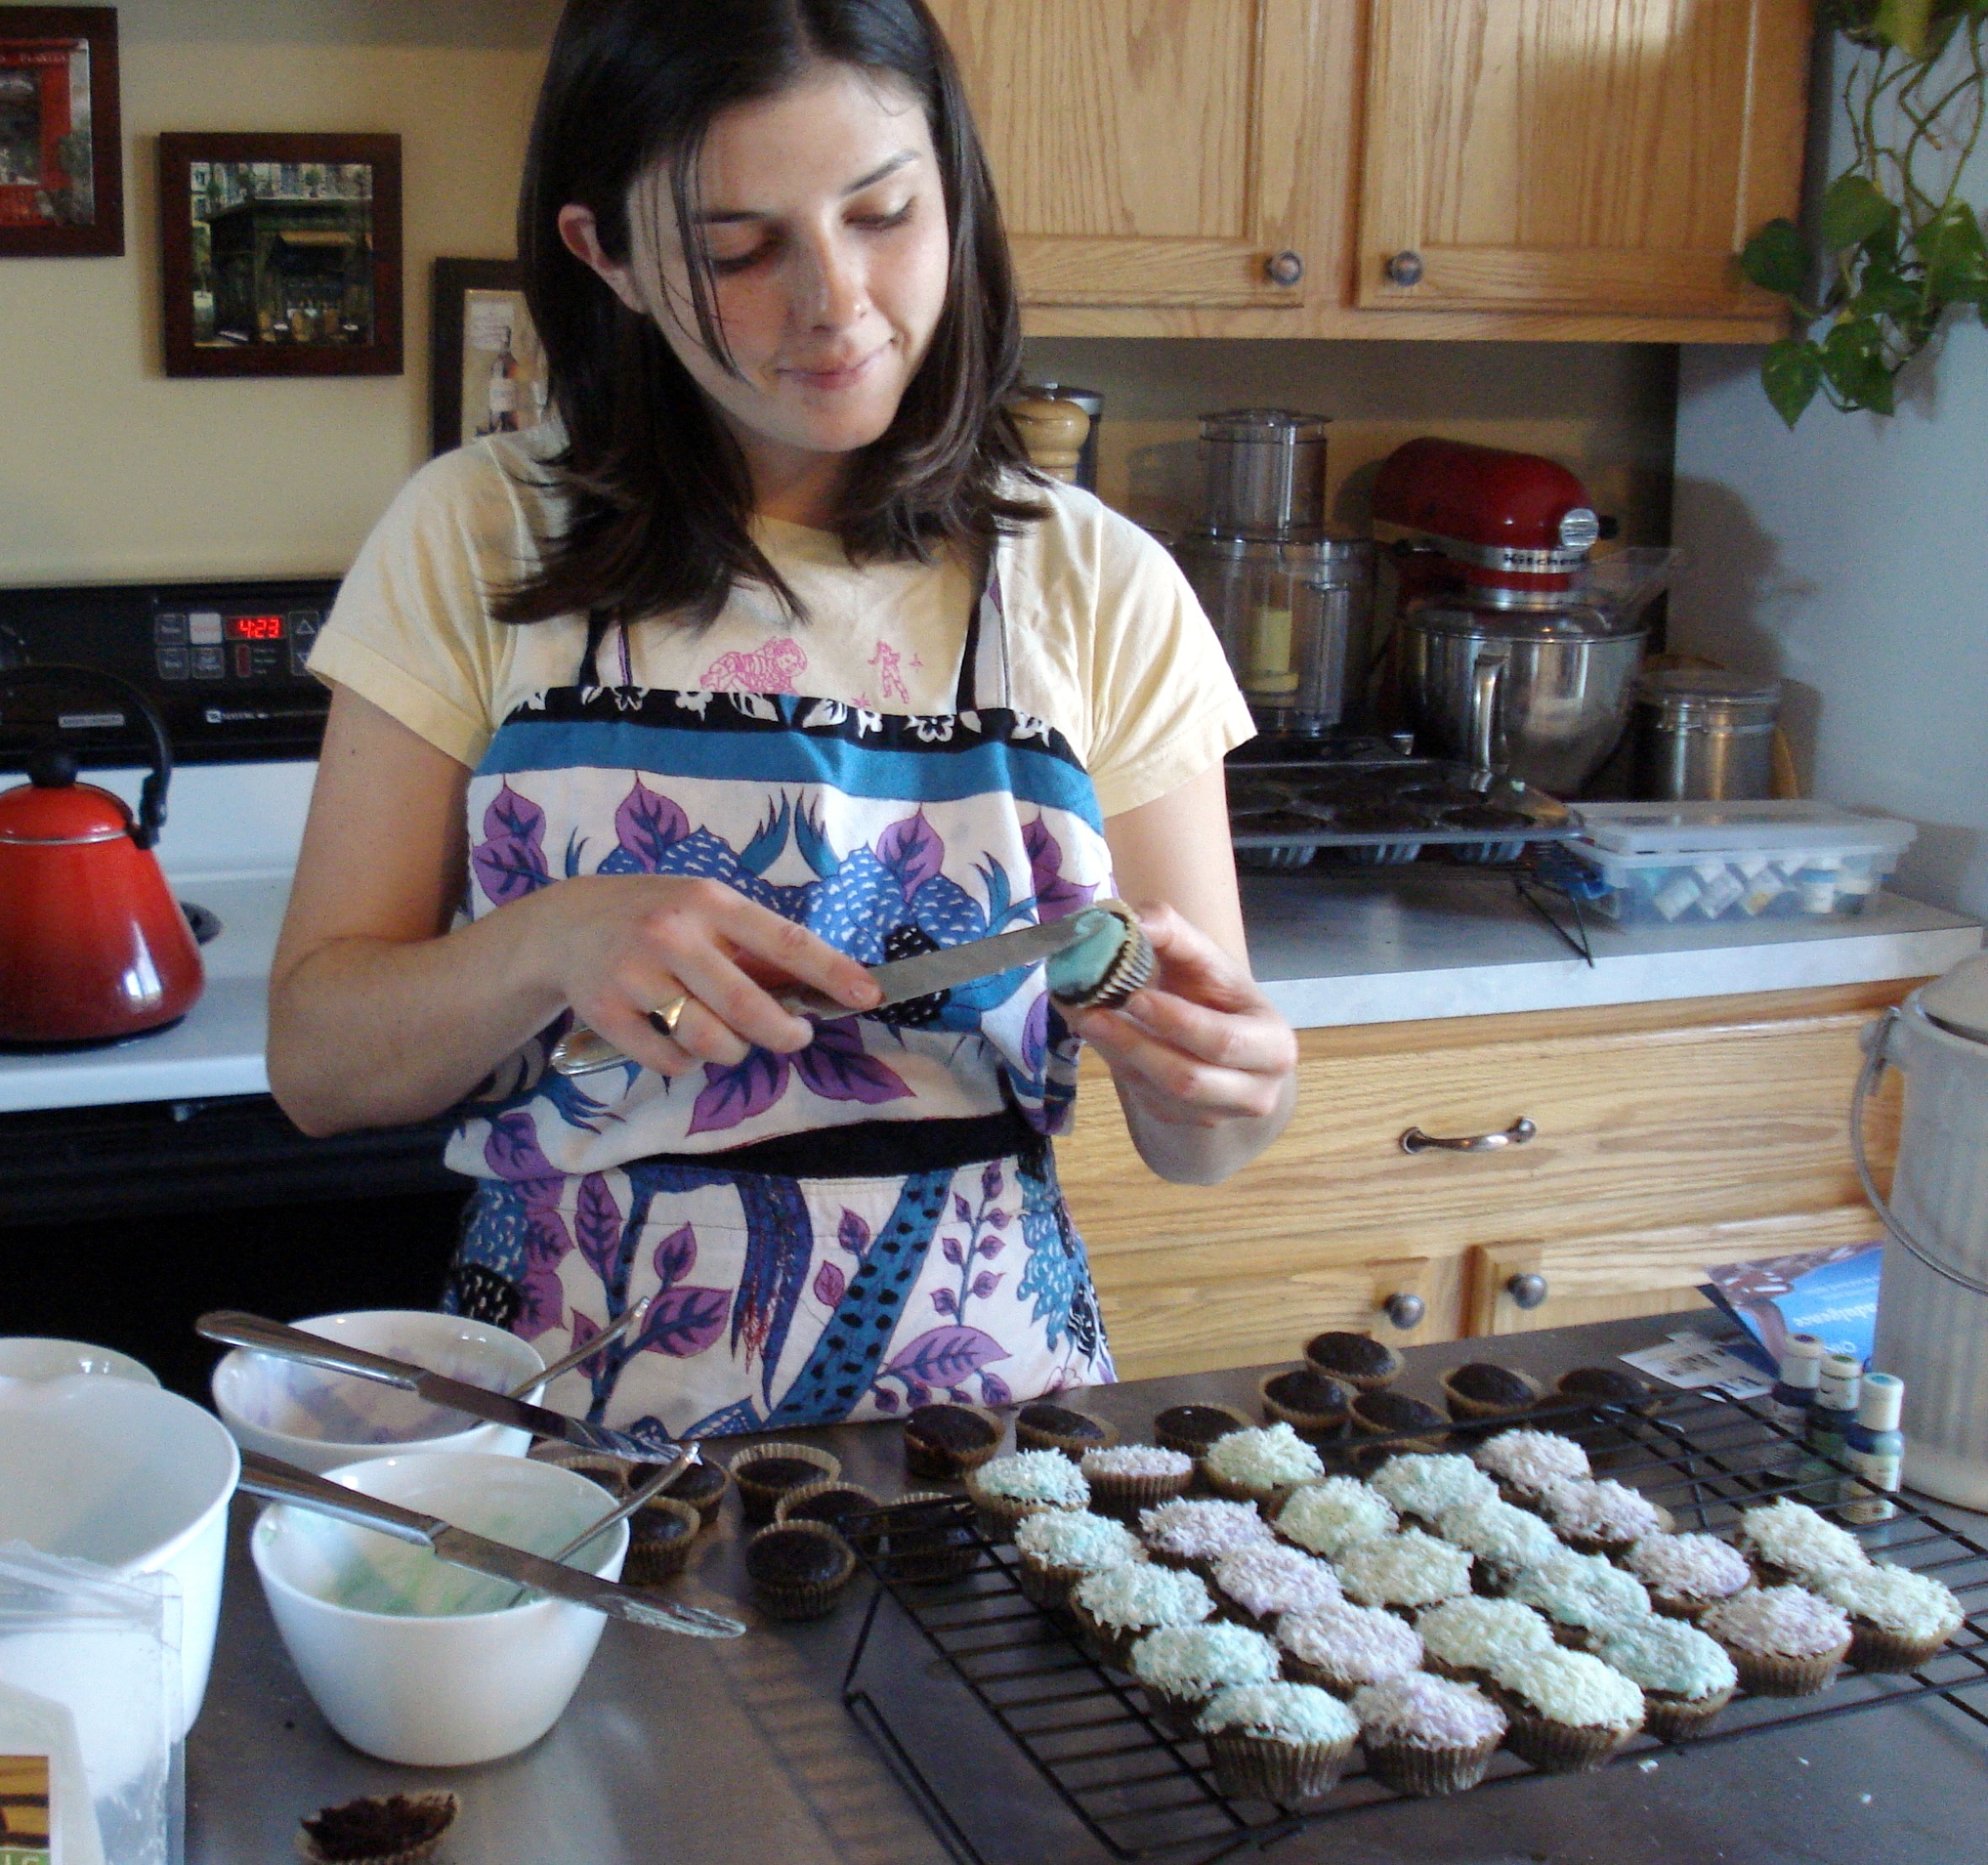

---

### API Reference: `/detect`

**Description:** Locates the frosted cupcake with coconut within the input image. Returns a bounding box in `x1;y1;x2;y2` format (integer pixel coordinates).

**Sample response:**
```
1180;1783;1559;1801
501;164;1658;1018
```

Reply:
1434;1494;1561;1584
1622;1532;1753;1621
1013;1507;1145;1610
1734;1499;1870;1589
1129;1622;1281;1736
1700;1585;1851;1695
964;1449;1090;1539
1332;1529;1473;1615
1592;1616;1737;1739
1274;1599;1423;1695
1210;1543;1342;1632
1275;1477;1397;1559
1071;1561;1215;1672
1416;1595;1556;1687
1368;1453;1497;1528
1195;1682;1360;1801
1815;1563;1965;1672
1489;1647;1644;1772
1201;1422;1326;1507
1138;1497;1277;1576
1533;1477;1671;1555
1505;1548;1652;1642
1079;1444;1195;1520
1353;1674;1507;1796
1473;1429;1590;1506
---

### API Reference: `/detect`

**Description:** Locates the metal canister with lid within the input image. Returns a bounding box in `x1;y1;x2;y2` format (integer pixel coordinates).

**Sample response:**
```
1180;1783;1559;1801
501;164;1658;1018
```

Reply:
1631;668;1782;801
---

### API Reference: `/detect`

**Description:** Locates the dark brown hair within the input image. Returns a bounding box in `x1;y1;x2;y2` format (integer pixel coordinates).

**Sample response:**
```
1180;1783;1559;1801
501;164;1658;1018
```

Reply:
498;0;1043;628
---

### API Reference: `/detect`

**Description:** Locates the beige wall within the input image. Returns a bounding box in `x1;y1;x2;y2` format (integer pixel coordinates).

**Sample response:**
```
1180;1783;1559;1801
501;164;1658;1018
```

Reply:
2;2;1676;589
0;1;557;584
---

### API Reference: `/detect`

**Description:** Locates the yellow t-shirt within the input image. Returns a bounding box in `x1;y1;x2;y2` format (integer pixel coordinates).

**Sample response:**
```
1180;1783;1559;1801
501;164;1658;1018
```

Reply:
310;430;1252;819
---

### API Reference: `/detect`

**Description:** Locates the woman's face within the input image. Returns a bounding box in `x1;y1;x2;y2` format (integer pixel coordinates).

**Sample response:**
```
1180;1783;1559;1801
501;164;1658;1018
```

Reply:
570;64;952;484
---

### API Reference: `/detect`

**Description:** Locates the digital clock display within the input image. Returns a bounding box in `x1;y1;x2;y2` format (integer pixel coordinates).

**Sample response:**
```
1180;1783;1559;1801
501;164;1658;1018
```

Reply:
227;614;285;642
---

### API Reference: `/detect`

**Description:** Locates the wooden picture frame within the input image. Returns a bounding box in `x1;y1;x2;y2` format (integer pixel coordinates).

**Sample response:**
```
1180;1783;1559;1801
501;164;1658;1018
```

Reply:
430;256;549;454
0;6;123;257
157;131;402;377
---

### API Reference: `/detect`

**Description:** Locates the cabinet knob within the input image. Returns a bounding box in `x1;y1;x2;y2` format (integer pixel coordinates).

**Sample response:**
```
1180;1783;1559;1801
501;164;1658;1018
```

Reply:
1400;1117;1537;1155
1384;250;1424;287
1505;1272;1549;1311
1265;249;1305;287
1382;1292;1425;1332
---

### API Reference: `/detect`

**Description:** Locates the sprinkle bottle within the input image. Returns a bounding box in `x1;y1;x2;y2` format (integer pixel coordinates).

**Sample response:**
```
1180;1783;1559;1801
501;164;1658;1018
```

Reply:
1841;1372;1905;1524
1763;1332;1824;1433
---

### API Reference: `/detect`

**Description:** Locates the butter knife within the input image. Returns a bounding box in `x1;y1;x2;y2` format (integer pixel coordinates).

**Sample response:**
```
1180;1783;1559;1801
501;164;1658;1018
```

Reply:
196;1310;690;1465
237;1451;743;1638
549;907;1117;1079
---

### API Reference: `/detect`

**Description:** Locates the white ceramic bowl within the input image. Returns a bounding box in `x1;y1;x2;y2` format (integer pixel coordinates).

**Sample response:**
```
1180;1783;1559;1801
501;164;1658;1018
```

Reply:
250;1451;628;1766
0;1375;238;1735
0;1336;160;1384
211;1309;546;1474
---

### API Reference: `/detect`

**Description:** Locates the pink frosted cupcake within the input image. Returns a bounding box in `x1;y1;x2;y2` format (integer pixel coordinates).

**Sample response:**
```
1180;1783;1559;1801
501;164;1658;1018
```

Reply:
1080;1444;1195;1520
1472;1428;1590;1508
1623;1533;1753;1622
1701;1586;1851;1695
1274;1598;1422;1696
1353;1674;1507;1796
1139;1498;1277;1578
1209;1543;1342;1633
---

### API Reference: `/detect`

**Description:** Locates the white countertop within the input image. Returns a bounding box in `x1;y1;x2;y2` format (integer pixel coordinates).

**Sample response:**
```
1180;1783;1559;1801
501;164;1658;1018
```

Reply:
2;805;1977;1114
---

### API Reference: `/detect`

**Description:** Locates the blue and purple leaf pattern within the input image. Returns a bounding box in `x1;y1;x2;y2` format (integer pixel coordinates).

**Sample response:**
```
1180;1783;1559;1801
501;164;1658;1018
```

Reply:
884;1327;1009;1389
484;1110;559;1186
613;781;690;869
471;784;553;905
792;1020;913;1107
876;810;945;901
836;1209;871;1257
1024;815;1097;920
572;1173;622;1281
813;1259;846;1308
634;1285;731;1359
652;1223;698;1289
687;1049;792;1136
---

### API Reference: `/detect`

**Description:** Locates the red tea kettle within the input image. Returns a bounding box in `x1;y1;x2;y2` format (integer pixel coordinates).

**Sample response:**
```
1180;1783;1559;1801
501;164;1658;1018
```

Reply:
0;665;203;1044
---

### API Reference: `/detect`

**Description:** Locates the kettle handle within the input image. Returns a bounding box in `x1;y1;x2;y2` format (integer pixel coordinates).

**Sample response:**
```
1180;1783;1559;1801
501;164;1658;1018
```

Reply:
1468;653;1506;773
1850;1005;1988;1297
0;663;174;849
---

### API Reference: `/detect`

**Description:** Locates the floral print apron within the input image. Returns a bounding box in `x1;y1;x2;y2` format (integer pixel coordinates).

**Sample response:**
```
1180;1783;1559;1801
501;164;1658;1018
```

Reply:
441;562;1117;1441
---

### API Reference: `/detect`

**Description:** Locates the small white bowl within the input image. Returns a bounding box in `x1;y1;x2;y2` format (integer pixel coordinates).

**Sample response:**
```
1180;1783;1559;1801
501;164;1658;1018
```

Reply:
0;1376;238;1735
0;1336;160;1385
211;1309;546;1474
250;1451;629;1765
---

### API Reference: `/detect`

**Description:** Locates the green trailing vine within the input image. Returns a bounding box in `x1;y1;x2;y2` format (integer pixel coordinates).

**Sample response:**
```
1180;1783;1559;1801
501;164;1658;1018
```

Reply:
1740;0;1988;426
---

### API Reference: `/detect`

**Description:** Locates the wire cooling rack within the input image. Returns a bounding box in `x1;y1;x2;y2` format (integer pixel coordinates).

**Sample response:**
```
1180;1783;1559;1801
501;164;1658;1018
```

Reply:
838;1392;1988;1865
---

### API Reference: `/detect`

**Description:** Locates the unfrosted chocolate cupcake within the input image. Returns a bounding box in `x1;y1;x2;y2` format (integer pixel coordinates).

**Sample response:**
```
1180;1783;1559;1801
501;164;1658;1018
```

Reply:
1258;1367;1352;1441
1554;1366;1658;1413
775;1480;885;1529
1302;1332;1402;1393
728;1443;841;1524
744;1520;858;1620
903;1402;1002;1479
1349;1389;1449;1455
667;1457;729;1526
1015;1402;1118;1458
624;1496;700;1585
847;1492;981;1585
298;1793;459;1865
1441;1362;1543;1423
1153;1402;1253;1459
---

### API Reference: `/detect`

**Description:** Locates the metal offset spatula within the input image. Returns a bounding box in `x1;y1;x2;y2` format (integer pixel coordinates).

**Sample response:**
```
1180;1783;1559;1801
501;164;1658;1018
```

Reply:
237;1451;743;1638
197;1310;691;1465
549;908;1118;1079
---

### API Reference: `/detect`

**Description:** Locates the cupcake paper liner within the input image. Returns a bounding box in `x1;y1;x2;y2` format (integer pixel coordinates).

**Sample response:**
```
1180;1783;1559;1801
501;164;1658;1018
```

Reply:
1086;1464;1194;1521
728;1442;842;1525
1301;1340;1401;1394
1641;1686;1732;1742
295;1792;460;1865
1846;1621;1957;1673
1069;1601;1145;1673
1139;1682;1209;1742
1363;1732;1502;1797
1722;1637;1848;1697
743;1519;857;1622
1502;1706;1638;1773
1204;1729;1356;1802
774;1478;885;1529
1015;1410;1120;1458
1199;1470;1296;1512
1439;1369;1544;1424
903;1405;1005;1480
622;1497;701;1586
1257;1371;1351;1443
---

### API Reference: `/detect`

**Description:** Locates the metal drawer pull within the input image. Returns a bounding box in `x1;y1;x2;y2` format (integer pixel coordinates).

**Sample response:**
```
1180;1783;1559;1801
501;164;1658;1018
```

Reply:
1505;1273;1549;1310
1382;1293;1425;1332
1399;1117;1537;1155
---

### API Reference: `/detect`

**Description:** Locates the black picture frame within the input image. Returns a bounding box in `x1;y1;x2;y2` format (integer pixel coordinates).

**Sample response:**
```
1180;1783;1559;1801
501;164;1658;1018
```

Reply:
157;131;402;378
0;6;123;258
431;256;549;455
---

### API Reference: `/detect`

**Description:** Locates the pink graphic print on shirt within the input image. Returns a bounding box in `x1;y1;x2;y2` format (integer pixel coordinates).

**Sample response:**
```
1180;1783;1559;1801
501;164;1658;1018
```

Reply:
868;640;911;706
699;637;808;694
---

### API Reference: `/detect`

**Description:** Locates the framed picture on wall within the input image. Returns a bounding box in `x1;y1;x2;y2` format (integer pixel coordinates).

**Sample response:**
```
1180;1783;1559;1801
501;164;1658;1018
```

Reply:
157;131;402;377
430;257;550;454
0;6;123;257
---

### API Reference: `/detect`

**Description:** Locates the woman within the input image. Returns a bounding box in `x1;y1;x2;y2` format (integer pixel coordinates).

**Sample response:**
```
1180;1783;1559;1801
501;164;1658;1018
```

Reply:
269;0;1295;1441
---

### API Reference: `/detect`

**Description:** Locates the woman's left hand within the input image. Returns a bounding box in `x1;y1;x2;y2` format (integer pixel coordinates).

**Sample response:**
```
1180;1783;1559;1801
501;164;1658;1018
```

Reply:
1064;902;1296;1180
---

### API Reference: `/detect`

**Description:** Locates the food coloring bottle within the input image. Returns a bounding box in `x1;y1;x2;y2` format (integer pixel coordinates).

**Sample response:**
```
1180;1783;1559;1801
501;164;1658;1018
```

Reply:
1763;1332;1824;1432
1842;1372;1905;1524
1805;1347;1863;1504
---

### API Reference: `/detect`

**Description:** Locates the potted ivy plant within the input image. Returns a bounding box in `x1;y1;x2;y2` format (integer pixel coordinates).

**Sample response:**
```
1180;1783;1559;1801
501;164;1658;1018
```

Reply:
1741;0;1988;425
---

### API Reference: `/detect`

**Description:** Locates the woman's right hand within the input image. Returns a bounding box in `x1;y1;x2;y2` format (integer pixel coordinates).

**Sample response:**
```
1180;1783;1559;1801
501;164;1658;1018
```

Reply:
538;874;882;1077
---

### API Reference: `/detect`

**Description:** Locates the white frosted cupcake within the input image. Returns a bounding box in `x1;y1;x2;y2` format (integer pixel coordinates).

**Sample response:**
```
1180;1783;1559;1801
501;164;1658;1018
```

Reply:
1274;1599;1423;1695
1071;1562;1215;1672
1816;1564;1965;1673
1201;1422;1326;1508
1129;1622;1281;1736
1416;1595;1556;1686
1210;1543;1342;1632
1353;1674;1507;1796
1505;1548;1652;1643
1700;1585;1851;1695
1332;1529;1473;1615
1592;1617;1737;1739
1473;1429;1591;1506
1013;1508;1144;1611
1533;1477;1671;1555
1196;1682;1359;1801
1368;1453;1497;1528
964;1449;1090;1539
1733;1499;1870;1589
1275;1477;1397;1559
1139;1498;1277;1577
1622;1533;1754;1621
1433;1494;1561;1586
1079;1444;1195;1520
1490;1647;1644;1772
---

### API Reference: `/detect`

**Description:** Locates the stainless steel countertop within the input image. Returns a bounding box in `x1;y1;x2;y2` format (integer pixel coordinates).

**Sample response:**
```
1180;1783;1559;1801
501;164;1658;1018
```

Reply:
188;1316;1988;1865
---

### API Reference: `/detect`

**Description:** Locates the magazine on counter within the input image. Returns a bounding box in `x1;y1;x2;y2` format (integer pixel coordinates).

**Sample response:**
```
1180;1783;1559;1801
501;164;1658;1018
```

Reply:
1697;1242;1883;1378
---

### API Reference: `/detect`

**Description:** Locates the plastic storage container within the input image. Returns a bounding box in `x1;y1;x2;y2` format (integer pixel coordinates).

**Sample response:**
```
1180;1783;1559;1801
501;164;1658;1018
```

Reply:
1565;800;1918;925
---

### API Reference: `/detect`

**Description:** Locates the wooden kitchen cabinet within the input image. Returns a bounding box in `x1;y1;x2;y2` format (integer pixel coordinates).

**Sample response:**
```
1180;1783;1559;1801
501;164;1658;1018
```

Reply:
938;0;1812;341
1060;980;1912;1380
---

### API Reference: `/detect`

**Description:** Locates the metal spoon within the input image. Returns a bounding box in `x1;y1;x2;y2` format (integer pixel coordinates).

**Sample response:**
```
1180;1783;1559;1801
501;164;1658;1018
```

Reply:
496;1454;695;1611
505;1294;653;1399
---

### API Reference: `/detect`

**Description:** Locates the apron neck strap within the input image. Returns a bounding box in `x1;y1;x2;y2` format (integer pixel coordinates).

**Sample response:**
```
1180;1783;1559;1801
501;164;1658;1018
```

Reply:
954;541;1008;713
580;608;623;687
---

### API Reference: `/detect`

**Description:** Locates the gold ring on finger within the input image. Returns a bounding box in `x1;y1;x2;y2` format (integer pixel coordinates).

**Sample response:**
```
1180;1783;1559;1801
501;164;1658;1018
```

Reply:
650;992;692;1037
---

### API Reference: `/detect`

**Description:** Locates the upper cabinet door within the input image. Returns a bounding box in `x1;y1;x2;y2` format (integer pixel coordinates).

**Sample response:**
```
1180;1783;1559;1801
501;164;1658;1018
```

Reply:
932;0;1317;309
1356;0;1810;316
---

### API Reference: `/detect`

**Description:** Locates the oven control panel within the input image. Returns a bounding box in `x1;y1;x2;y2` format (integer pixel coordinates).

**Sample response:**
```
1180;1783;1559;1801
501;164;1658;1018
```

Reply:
0;576;341;768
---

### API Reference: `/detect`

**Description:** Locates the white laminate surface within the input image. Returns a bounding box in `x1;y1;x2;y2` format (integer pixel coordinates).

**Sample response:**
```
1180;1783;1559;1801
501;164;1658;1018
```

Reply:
1245;869;1982;1028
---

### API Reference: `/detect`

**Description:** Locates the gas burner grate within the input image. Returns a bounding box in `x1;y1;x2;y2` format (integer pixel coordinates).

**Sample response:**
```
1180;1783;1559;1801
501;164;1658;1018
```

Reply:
840;1393;1988;1865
